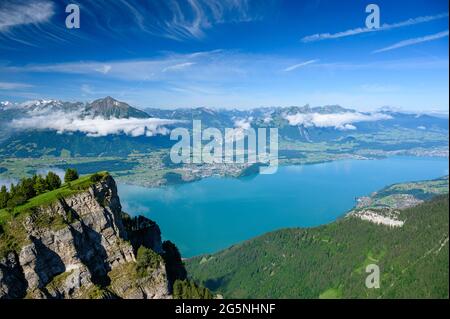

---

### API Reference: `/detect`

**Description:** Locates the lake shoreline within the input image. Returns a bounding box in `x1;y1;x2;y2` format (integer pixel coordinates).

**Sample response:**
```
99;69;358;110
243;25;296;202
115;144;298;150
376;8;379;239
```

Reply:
119;156;449;257
114;153;449;190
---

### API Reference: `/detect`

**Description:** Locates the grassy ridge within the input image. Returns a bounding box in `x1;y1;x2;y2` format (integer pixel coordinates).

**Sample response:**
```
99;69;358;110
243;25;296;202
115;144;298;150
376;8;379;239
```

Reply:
0;172;108;224
0;172;109;258
186;195;449;298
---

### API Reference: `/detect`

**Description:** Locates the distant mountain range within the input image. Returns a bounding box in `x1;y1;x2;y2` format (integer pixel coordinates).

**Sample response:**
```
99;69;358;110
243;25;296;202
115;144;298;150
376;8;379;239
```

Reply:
0;96;448;157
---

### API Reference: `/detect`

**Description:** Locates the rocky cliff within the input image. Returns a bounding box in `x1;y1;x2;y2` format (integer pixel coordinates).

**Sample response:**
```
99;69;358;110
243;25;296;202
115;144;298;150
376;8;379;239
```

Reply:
0;175;186;299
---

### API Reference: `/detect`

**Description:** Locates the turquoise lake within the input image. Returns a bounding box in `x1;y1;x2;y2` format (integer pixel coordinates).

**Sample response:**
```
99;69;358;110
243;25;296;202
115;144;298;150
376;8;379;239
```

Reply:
118;156;449;257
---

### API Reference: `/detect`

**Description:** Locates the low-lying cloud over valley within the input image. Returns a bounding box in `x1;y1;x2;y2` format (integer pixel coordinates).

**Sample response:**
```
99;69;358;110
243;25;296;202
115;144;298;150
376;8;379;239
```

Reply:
284;112;392;130
9;111;179;137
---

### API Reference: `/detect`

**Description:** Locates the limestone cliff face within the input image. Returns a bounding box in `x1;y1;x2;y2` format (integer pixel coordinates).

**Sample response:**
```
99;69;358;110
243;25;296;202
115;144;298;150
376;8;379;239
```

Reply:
0;175;183;299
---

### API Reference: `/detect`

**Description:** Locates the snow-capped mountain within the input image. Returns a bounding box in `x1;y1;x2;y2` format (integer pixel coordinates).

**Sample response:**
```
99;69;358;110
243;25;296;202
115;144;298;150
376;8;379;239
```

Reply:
0;96;152;119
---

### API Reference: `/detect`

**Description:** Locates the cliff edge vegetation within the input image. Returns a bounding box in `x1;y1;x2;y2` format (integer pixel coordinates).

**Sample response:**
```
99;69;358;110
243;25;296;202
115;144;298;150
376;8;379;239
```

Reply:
0;170;210;299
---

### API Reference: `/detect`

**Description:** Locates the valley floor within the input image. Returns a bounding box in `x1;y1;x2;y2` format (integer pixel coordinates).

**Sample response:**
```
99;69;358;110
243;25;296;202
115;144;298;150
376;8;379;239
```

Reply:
0;144;448;188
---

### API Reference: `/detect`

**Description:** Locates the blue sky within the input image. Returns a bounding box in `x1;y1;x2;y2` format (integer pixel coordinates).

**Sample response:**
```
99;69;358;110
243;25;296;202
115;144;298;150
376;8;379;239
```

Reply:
0;0;448;111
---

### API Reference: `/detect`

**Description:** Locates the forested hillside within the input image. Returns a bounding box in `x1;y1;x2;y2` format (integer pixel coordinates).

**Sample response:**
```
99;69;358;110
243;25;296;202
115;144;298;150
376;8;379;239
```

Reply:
187;195;449;298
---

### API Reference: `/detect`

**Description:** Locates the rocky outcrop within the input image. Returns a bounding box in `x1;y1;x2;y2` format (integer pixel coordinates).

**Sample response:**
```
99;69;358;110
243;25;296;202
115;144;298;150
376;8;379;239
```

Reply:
0;252;27;298
0;175;177;299
123;215;163;254
108;261;169;299
348;208;405;227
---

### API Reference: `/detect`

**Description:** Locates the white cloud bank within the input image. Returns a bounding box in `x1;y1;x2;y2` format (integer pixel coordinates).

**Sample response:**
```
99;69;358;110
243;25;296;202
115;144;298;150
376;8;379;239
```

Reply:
284;112;392;130
10;112;179;137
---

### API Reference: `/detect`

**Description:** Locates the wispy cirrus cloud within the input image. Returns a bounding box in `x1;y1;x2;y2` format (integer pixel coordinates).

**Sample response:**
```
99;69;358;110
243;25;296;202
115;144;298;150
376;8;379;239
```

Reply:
301;12;449;42
94;65;112;74
151;0;265;40
0;0;87;47
373;30;449;53
5;51;448;99
3;49;448;110
0;0;269;47
0;0;54;32
79;0;267;41
13;50;220;81
283;59;319;72
0;81;33;90
163;62;196;72
8;50;447;79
